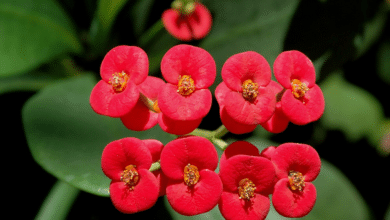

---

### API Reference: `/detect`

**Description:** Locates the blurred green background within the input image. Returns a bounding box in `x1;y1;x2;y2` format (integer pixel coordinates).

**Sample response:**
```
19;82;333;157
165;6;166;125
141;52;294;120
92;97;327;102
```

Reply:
1;0;390;219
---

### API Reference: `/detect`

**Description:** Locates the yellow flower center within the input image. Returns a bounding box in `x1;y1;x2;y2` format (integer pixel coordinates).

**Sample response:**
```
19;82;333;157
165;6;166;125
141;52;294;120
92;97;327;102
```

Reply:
288;170;305;192
177;75;196;96
183;163;200;186
121;165;139;190
109;71;129;93
291;79;309;99
242;79;259;101
238;178;256;200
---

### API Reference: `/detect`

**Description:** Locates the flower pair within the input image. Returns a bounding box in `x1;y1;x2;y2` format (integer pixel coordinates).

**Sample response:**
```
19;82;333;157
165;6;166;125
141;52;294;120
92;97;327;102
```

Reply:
219;141;321;219
101;136;222;216
216;50;325;134
90;44;216;135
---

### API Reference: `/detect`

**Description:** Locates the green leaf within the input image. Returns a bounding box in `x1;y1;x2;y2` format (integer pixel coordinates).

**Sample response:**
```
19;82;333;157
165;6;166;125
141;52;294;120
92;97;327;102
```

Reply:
89;0;129;54
320;71;384;144
266;160;371;220
0;0;83;76
129;0;155;37
377;40;390;85
353;2;387;58
385;203;390;220
22;74;173;196
0;71;57;94
200;0;300;91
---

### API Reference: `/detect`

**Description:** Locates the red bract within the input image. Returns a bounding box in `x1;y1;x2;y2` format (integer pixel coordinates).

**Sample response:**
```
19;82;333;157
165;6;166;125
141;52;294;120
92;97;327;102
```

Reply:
273;50;325;125
215;82;257;135
260;81;290;133
270;143;321;218
160;136;222;216
219;141;260;168
158;44;215;121
162;2;212;41
144;139;168;197
90;46;149;117
120;76;164;131
218;155;276;220
101;138;159;214
219;51;276;127
158;112;202;135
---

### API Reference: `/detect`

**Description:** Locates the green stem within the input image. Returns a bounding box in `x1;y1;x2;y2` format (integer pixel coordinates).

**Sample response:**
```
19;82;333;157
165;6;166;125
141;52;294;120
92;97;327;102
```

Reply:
138;19;164;47
213;125;229;139
149;161;161;172
35;180;80;220
188;128;214;140
212;138;229;151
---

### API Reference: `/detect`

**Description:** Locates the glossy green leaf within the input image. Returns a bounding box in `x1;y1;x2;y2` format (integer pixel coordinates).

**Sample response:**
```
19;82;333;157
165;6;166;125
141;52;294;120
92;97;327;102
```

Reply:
22;74;173;196
200;0;300;91
353;2;387;58
0;0;82;76
385;203;390;220
320;71;384;144
377;40;390;85
89;0;129;54
266;160;371;220
130;0;155;37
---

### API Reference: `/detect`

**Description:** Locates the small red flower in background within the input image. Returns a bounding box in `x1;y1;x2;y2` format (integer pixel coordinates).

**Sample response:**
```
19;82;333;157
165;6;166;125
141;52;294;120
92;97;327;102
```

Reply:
160;136;222;216
158;44;215;134
268;143;321;218
218;153;276;220
120;76;164;131
90;46;149;117
215;51;276;134
162;1;212;41
273;50;325;125
101;137;159;214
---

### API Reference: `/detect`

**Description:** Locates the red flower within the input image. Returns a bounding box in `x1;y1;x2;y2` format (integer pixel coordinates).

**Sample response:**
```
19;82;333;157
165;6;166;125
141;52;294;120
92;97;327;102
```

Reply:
215;82;257;135
90;46;149;117
101;137;159;214
273;50;325;125
160;136;222;216
218;155;276;220
158;44;215;121
162;2;212;41
120;76;164;131
218;51;276;128
260;81;290;133
270;143;321;218
219;141;260;168
158;112;202;135
143;139;168;197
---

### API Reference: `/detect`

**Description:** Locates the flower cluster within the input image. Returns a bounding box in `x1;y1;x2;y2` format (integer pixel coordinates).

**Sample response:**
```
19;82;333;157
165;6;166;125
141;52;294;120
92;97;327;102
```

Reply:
90;44;215;135
90;8;325;218
101;137;321;219
216;50;325;134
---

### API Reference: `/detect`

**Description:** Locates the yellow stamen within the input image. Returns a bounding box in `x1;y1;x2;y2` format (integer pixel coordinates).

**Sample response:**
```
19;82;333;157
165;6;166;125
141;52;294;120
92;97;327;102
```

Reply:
177;75;196;96
242;79;259;101
238;178;256;200
121;165;139;190
183;163;200;186
288;170;305;192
